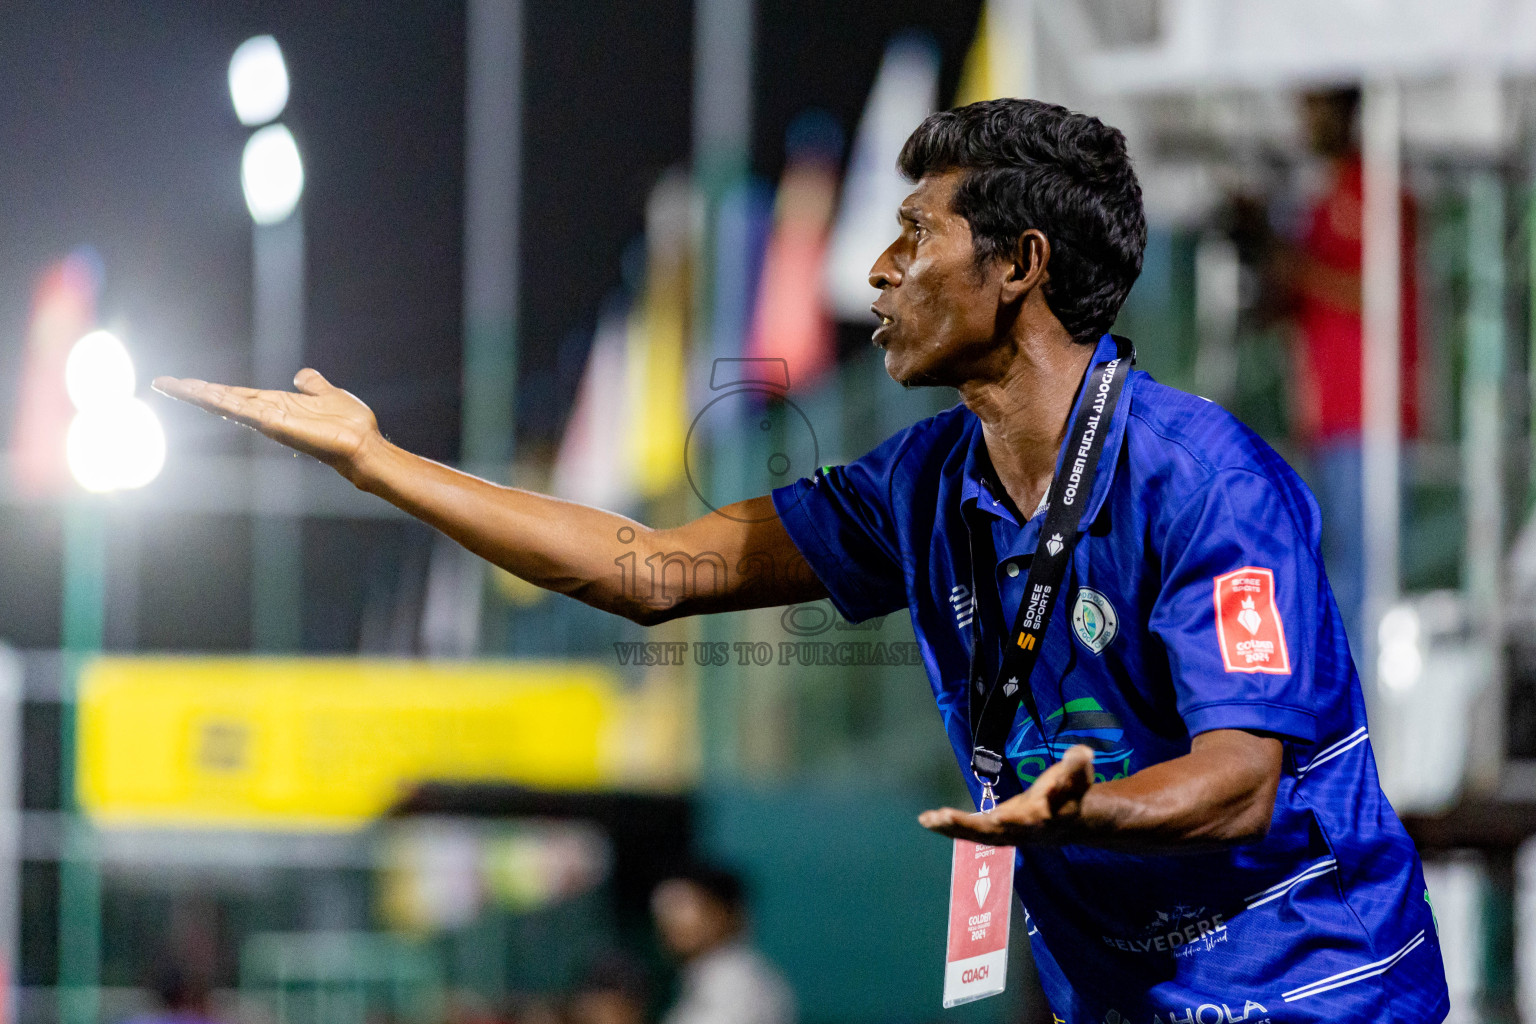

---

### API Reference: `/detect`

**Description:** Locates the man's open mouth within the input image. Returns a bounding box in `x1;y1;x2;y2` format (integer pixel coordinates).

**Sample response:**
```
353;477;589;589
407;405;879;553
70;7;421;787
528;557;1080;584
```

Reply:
871;306;894;345
872;320;894;347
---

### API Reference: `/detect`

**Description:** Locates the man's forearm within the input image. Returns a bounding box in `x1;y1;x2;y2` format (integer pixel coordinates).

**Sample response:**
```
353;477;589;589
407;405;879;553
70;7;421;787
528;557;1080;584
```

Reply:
349;435;825;623
149;371;826;622
1068;731;1283;852
354;436;658;618
919;731;1283;853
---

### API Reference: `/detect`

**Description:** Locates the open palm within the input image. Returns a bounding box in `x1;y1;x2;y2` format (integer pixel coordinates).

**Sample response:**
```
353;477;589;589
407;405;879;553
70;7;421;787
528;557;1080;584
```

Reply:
152;368;381;480
918;743;1096;846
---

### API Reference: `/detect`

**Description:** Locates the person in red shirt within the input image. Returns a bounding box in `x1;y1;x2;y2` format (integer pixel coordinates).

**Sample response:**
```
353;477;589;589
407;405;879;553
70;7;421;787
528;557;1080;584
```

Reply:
1284;87;1419;648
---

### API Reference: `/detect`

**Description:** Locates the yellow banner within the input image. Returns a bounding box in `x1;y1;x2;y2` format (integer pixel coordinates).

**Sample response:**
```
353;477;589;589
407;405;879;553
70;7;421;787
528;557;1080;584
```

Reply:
77;657;692;830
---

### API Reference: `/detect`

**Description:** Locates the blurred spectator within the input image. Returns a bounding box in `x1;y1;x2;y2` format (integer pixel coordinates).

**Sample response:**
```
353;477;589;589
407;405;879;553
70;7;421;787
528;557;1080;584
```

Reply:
651;866;795;1024
1275;87;1420;647
567;954;649;1024
121;965;221;1024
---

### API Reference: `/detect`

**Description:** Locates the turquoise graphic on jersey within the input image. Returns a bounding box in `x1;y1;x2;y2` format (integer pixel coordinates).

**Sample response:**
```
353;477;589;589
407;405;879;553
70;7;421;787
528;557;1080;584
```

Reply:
1007;696;1135;785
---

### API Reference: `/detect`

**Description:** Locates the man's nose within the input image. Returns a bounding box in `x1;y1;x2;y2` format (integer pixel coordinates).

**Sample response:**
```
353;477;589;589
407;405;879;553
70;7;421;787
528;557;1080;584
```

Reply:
869;244;901;290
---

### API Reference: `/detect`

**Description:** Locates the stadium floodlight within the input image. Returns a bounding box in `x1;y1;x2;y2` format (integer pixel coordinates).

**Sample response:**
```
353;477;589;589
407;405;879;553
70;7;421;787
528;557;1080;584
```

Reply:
240;123;304;225
63;331;167;493
1376;604;1422;694
66;400;167;493
64;329;135;410
229;35;289;127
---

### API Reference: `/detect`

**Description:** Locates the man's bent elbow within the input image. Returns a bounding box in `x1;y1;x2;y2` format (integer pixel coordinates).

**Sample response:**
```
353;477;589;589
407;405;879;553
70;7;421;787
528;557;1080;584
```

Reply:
1181;810;1272;850
1175;780;1278;849
1223;810;1274;846
1212;786;1279;847
1182;730;1283;847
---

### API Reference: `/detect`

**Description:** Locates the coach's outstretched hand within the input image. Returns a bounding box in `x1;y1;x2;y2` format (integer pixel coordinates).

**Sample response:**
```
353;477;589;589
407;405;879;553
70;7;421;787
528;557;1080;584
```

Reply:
919;743;1096;846
151;366;828;623
153;369;383;484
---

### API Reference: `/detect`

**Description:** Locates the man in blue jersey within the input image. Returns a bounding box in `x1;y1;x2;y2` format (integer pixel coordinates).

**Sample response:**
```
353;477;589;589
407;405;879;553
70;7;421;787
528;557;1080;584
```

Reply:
157;98;1448;1021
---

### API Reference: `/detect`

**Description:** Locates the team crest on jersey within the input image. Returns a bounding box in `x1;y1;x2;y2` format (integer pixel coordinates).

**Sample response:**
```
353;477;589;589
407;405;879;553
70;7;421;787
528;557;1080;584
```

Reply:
1213;566;1291;674
1071;588;1118;653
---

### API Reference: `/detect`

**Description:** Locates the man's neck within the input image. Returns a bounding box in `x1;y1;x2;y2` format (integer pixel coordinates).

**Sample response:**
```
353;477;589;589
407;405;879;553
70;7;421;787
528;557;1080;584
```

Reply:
958;329;1096;518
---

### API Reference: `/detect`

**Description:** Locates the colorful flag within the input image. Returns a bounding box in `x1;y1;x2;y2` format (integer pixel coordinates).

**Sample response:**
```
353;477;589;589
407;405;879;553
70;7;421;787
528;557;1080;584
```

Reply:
555;172;701;508
626;171;697;499
551;297;635;512
707;177;774;369
745;113;842;388
10;249;101;497
955;0;1035;107
824;33;940;321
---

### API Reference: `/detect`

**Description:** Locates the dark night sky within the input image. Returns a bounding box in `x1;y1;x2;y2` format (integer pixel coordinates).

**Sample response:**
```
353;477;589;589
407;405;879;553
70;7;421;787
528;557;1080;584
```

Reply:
0;0;980;457
0;0;468;461
0;0;981;652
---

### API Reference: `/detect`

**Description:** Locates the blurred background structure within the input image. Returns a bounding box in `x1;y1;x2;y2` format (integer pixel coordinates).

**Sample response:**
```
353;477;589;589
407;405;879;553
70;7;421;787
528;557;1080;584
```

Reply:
10;0;1536;1021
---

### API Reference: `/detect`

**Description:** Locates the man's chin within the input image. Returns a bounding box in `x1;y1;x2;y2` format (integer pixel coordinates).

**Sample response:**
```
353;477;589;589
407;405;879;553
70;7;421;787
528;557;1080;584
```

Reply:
883;347;946;390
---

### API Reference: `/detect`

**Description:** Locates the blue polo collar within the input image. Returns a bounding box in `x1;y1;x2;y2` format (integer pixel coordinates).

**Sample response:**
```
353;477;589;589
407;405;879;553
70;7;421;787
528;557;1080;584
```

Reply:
959;333;1133;531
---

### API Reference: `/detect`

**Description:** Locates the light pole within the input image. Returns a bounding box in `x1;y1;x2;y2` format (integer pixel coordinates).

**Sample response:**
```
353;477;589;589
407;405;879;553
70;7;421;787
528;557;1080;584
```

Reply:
231;36;305;652
57;330;166;1024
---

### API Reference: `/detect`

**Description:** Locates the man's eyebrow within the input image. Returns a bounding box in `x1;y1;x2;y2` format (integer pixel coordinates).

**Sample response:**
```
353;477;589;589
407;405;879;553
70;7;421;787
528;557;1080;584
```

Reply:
897;204;922;224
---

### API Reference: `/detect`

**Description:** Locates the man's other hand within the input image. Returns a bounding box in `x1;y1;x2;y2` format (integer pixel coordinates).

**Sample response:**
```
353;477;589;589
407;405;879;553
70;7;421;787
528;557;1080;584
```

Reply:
918;743;1096;846
917;730;1282;852
153;369;384;485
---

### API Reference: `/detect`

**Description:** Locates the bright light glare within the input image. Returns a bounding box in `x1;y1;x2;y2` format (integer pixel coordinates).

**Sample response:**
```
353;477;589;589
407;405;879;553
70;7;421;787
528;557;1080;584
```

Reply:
65;330;135;411
1377;605;1423;694
241;123;304;224
66;399;167;493
229;35;289;127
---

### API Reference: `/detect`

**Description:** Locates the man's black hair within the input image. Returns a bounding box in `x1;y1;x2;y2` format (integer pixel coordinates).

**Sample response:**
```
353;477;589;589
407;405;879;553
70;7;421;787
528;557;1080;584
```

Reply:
660;862;746;912
898;98;1147;343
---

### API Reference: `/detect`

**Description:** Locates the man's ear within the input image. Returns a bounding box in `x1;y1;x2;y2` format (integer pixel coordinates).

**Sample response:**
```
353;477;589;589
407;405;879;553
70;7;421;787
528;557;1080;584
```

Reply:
999;229;1050;304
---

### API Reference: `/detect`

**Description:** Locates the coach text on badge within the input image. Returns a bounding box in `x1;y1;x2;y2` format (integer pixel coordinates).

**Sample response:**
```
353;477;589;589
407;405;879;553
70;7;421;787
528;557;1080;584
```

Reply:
943;839;1014;1007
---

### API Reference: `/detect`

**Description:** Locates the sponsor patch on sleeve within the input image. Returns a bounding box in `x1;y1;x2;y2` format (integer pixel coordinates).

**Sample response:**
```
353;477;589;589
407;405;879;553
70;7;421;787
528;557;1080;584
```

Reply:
1213;566;1291;674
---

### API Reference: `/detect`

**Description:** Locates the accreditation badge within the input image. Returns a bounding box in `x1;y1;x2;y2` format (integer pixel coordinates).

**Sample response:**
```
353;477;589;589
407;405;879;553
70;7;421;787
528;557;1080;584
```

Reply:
942;838;1014;1007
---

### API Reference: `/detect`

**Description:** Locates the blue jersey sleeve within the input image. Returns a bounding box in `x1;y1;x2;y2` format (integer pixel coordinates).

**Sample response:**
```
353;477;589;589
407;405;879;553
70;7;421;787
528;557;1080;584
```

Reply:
770;428;914;623
1149;468;1320;744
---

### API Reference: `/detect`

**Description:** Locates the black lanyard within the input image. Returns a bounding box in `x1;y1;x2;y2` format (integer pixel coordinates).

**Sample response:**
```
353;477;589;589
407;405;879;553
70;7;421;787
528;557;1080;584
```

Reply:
966;336;1133;795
